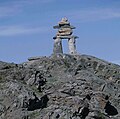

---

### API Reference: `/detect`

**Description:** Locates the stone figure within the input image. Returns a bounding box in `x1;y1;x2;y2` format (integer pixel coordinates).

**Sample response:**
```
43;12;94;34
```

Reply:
53;18;78;55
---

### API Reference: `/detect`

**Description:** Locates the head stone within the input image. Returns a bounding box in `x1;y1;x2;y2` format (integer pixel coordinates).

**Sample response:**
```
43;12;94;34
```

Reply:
61;17;68;22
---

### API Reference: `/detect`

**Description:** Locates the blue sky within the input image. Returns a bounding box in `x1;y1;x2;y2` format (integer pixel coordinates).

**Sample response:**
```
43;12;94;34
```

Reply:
0;0;120;64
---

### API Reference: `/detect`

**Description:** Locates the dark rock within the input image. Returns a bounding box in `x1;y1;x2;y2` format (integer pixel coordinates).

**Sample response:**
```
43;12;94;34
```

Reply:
27;94;49;111
80;107;90;119
104;101;118;116
85;94;91;100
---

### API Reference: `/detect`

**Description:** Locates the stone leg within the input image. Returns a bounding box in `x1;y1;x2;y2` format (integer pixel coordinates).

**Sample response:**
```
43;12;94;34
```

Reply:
68;37;77;55
53;37;63;54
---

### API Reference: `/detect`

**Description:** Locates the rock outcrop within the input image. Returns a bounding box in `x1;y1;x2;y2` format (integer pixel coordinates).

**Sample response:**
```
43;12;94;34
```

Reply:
0;54;120;119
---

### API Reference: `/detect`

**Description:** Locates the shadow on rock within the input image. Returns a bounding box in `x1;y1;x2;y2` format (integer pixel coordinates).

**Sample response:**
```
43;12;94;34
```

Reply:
104;101;118;116
27;94;49;111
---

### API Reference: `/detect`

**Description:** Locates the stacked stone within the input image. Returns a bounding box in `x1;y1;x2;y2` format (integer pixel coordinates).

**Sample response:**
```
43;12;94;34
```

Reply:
57;18;73;36
53;18;78;55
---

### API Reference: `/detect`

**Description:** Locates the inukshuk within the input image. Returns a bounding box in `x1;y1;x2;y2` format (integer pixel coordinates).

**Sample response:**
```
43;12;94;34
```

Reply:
53;18;78;55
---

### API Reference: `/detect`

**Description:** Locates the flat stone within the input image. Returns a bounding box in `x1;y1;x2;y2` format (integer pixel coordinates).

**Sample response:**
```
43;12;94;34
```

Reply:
59;21;70;25
57;31;73;36
58;28;72;33
53;25;76;29
28;56;43;61
53;35;79;39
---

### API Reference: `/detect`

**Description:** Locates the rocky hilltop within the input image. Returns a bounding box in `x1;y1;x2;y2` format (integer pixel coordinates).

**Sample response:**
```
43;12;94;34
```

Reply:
0;54;120;119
